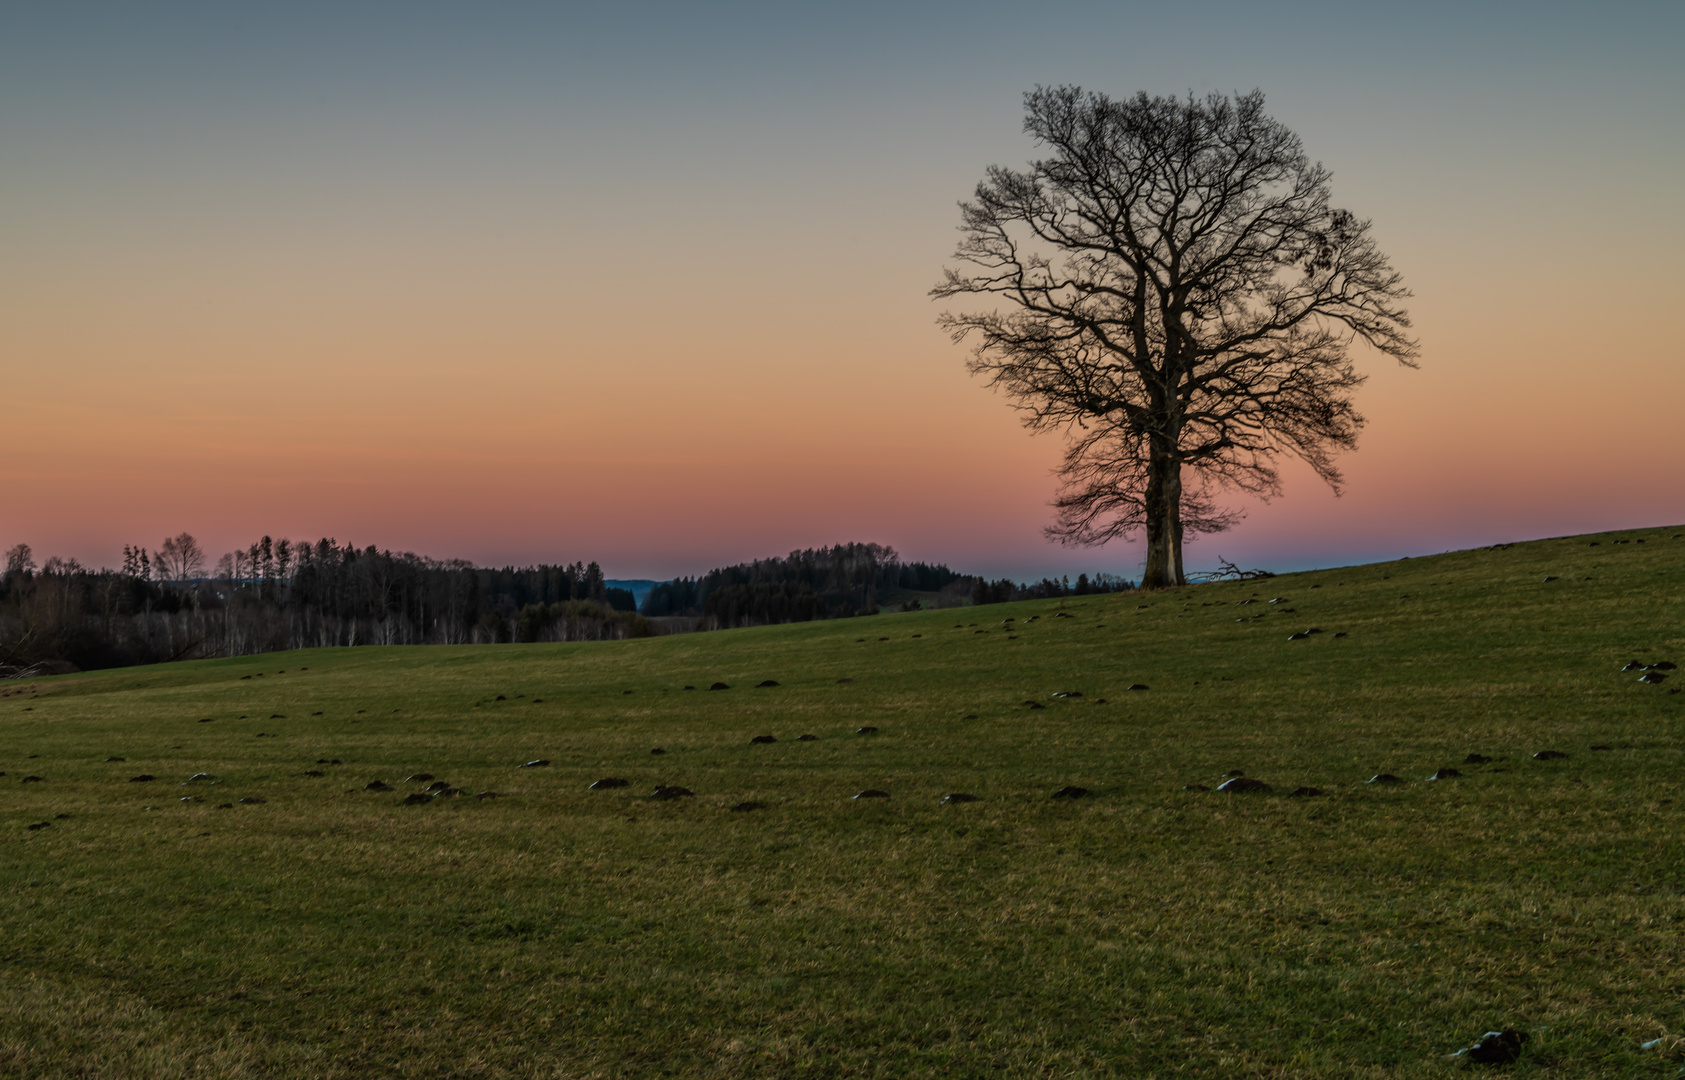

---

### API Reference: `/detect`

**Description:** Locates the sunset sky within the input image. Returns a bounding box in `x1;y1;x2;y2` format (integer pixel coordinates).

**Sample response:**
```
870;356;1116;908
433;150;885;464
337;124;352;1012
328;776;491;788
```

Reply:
4;1;1681;582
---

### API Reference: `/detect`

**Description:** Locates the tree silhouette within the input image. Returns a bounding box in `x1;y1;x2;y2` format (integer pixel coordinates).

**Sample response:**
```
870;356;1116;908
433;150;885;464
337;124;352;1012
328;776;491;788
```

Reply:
936;88;1416;587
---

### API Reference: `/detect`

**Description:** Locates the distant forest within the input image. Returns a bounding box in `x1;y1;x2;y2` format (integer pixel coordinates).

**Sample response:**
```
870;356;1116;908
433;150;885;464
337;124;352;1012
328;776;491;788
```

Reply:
0;536;1132;675
639;542;1130;628
0;535;647;676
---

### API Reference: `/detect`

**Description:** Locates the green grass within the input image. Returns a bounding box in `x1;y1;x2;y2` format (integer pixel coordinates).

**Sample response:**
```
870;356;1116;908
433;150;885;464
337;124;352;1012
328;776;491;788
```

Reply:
3;527;1684;1078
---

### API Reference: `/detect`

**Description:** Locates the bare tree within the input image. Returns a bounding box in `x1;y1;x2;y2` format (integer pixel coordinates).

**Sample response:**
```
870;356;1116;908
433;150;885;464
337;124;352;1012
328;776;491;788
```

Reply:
4;544;34;579
157;532;206;582
935;88;1416;587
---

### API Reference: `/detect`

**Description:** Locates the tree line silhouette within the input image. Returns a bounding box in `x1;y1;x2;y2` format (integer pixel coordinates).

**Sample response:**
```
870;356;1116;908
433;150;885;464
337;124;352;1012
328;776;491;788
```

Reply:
1;536;1133;674
639;542;1130;628
0;536;646;675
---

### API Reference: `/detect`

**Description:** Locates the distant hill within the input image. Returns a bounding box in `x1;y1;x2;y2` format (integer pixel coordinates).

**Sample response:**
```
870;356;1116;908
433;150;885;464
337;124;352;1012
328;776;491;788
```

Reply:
605;579;660;608
637;543;1132;626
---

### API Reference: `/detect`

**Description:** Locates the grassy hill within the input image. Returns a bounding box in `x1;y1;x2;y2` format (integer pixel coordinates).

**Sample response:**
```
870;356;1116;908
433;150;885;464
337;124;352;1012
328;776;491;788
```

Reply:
2;526;1682;1077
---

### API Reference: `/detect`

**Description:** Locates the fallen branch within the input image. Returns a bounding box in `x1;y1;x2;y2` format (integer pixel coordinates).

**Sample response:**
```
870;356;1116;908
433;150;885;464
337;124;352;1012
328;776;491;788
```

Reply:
1188;558;1276;583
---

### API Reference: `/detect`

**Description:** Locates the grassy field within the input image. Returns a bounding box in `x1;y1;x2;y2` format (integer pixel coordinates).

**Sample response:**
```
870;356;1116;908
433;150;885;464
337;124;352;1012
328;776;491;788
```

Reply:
3;527;1683;1078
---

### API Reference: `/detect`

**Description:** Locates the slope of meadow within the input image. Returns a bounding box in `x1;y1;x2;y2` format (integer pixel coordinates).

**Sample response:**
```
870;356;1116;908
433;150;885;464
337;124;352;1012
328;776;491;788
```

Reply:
2;527;1682;1077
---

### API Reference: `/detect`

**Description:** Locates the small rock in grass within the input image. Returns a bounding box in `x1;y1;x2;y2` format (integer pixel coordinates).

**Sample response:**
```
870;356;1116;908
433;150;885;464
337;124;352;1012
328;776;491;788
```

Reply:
1126;684;1149;691
878;637;889;641
405;773;434;783
1639;672;1668;684
1334;632;1348;638
836;678;854;684
962;714;979;720
1306;627;1323;635
184;773;214;783
424;781;452;792
708;682;729;691
1054;691;1083;698
215;803;233;810
1217;777;1270;793
401;793;433;806
1651;661;1678;671
1366;774;1403;785
364;780;393;792
1183;784;1210;791
1288;786;1323;797
795;734;817;741
518;759;550;768
682;685;695;691
1094;699;1109;704
750;735;777;744
129;774;156;783
1288;632;1310;641
106;756;126;762
942;793;980;804
1224;770;1245;777
650;748;666;755
856;726;879;735
54;813;71;819
1451;1029;1528;1064
495;694;506;701
1463;753;1492;764
476;791;501;799
853;789;890;800
1589;744;1613;751
238;796;266;804
198;718;214;723
302;770;325;777
1532;750;1568;761
652;785;694;800
25;821;50;831
756;680;780;688
730;801;765;812
180;796;201;803
269;713;285;719
1428;768;1462;781
1543;576;1558;583
1023;700;1045;710
1052;786;1089;799
1622;660;1645;671
590;778;629;790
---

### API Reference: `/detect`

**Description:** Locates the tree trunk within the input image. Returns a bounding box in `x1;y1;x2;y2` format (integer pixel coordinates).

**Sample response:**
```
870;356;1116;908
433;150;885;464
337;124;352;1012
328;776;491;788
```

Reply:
1140;446;1185;589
